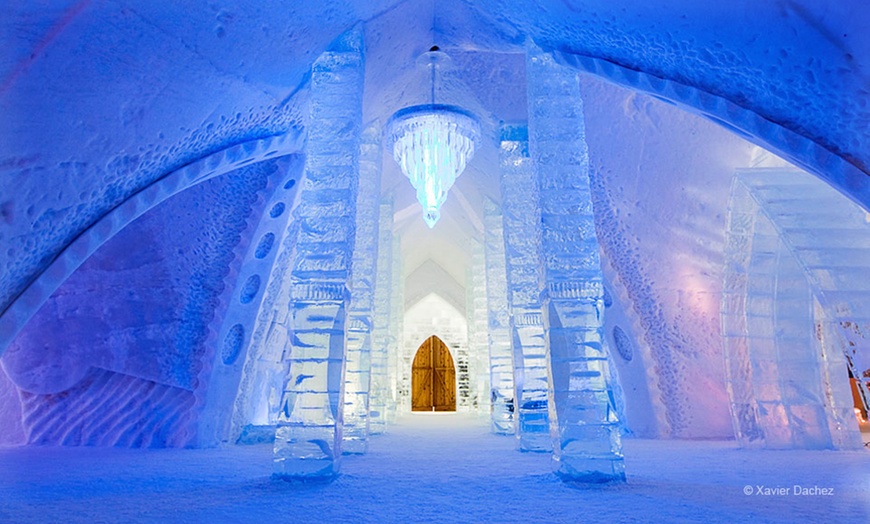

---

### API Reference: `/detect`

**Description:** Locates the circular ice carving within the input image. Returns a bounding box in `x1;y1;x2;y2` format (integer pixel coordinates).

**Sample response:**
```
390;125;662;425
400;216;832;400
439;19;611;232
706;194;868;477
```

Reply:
603;286;613;308
239;275;261;304
222;324;245;365
612;325;634;362
269;202;285;218
254;232;275;259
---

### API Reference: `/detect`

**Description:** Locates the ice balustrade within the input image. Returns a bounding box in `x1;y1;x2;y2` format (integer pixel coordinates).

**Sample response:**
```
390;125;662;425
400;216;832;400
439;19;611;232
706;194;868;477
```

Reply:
499;124;552;452
272;31;364;480
527;48;625;482
369;199;394;435
341;123;383;454
722;168;866;450
484;199;516;434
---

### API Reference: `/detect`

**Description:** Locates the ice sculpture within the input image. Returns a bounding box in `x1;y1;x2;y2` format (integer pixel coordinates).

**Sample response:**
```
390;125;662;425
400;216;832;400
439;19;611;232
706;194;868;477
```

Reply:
484;199;516;434
527;48;625;482
386;50;481;228
467;242;491;416
499;125;552;452
342;123;383;454
273;31;364;481
722;168;865;450
369;199;394;435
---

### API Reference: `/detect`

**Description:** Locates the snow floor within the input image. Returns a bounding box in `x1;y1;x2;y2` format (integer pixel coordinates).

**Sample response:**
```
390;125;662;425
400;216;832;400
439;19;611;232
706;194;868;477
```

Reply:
1;412;868;523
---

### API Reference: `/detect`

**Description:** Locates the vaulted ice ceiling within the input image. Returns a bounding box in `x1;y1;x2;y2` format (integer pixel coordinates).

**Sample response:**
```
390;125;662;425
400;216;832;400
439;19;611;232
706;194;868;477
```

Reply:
1;0;868;443
2;0;868;322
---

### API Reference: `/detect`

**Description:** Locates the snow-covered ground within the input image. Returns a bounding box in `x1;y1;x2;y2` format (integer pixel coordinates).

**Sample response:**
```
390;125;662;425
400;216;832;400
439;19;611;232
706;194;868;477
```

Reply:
1;413;867;523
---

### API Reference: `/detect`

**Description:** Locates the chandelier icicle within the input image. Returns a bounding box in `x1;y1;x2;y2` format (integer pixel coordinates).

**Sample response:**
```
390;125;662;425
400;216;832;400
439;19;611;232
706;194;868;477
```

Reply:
386;49;480;228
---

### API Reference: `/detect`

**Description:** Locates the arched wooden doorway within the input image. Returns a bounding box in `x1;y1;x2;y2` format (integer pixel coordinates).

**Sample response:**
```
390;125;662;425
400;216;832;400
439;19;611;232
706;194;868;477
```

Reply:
412;335;456;412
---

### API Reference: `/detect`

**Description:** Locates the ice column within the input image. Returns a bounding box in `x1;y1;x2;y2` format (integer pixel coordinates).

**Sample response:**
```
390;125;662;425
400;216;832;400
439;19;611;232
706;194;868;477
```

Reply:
387;235;403;421
499;124;551;452
342;123;382;454
527;48;625;482
369;200;394;434
273;32;364;480
484;199;516;434
467;241;491;417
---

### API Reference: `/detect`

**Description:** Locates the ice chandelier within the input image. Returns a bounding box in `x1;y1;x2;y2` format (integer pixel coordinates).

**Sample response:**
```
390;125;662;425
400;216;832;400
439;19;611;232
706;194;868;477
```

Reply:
386;48;480;228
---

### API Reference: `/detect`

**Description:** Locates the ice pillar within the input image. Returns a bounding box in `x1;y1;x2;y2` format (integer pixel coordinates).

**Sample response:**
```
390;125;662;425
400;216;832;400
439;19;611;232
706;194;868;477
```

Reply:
499;124;551;452
273;31;364;481
342;123;382;454
387;235;411;423
388;234;403;420
484;198;516;434
369;200;394;435
467;242;490;417
527;48;625;482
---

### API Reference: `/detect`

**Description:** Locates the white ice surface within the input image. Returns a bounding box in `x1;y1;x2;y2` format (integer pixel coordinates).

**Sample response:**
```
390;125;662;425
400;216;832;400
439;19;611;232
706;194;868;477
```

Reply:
1;413;868;523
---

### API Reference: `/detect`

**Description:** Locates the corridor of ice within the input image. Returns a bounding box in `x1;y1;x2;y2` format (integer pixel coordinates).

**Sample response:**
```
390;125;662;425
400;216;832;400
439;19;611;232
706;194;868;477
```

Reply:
1;1;869;522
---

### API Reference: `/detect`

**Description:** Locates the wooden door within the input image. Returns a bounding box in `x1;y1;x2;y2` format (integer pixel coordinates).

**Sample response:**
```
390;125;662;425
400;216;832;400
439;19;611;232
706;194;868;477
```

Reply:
412;335;456;412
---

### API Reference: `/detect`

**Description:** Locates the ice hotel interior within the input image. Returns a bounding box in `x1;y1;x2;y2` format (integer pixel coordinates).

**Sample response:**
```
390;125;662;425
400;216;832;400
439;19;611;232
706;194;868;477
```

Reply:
0;1;868;522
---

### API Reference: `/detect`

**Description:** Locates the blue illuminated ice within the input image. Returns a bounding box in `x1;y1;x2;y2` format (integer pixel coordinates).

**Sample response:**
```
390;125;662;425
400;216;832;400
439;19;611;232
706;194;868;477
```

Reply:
527;47;625;482
273;31;364;481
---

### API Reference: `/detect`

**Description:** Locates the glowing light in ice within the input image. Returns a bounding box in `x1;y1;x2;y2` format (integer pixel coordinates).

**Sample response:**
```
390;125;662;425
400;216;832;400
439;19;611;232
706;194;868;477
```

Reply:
387;104;480;228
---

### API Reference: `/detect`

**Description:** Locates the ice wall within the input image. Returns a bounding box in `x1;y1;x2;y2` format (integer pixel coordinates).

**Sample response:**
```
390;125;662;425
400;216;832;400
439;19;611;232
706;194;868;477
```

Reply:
0;367;24;446
468;241;492;417
0;162;277;446
581;73;752;439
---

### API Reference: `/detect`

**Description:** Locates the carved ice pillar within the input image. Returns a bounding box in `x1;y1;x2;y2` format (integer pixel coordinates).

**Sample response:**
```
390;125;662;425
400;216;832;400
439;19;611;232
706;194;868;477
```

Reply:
527;49;625;482
273;31;364;481
369;199;394;435
467;241;490;417
499;124;551;452
388;234;403;420
484;199;515;434
342;123;382;454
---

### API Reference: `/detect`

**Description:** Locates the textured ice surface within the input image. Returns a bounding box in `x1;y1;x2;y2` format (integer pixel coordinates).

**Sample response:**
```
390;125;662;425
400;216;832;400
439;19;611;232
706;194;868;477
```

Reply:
0;163;274;446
